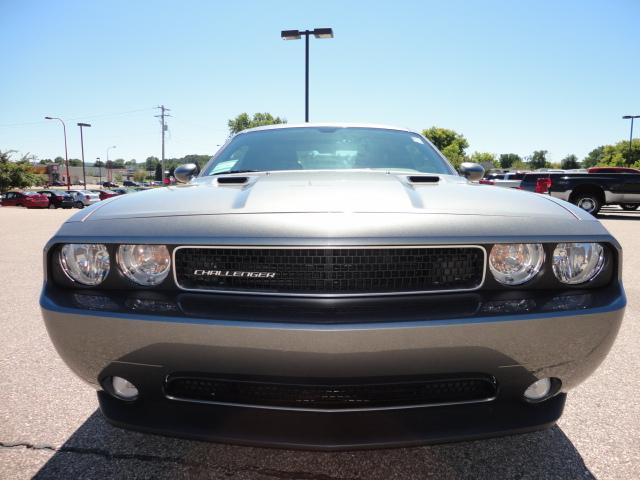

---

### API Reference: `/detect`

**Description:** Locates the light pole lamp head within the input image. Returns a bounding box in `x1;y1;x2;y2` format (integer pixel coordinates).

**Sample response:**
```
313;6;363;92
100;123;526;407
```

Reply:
622;115;640;119
313;28;334;39
44;116;53;120
281;29;301;40
77;122;92;127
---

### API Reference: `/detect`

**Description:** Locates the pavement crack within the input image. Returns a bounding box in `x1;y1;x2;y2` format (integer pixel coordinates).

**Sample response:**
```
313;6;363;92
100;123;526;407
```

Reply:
0;441;57;452
1;440;188;463
0;441;361;480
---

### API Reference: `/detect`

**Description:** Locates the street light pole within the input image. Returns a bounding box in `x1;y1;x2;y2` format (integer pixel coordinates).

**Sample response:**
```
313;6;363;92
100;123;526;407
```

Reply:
77;123;91;187
622;115;640;165
44;116;70;191
281;28;334;122
305;33;309;122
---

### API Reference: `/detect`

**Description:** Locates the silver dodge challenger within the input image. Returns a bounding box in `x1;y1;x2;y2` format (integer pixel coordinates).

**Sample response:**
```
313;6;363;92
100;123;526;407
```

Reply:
41;124;626;449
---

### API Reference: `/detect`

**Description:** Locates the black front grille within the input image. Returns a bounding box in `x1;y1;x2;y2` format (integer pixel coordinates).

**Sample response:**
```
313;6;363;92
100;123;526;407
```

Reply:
173;246;485;295
165;375;497;411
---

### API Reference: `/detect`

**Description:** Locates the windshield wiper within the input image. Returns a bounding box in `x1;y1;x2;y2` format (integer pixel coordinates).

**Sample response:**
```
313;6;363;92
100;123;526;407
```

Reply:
211;169;261;176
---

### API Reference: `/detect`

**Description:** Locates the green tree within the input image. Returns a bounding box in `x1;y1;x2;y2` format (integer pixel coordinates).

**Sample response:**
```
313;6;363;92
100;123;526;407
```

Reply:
182;154;211;169
145;156;159;170
469;151;497;168
68;158;82;167
582;146;604;168
599;139;640;166
0;150;41;193
32;174;48;187
113;158;126;169
529;150;549;170
154;163;162;181
499;153;521;169
133;169;147;182
94;160;104;168
125;159;137;167
421;127;469;168
560;154;580;170
510;159;530;170
227;112;287;135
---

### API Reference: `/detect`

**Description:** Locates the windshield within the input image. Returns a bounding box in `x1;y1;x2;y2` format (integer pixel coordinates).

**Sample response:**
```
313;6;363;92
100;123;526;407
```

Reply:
202;127;455;176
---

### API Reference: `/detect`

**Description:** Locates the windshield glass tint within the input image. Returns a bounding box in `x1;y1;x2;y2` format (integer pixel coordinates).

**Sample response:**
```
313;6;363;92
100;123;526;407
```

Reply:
203;127;454;176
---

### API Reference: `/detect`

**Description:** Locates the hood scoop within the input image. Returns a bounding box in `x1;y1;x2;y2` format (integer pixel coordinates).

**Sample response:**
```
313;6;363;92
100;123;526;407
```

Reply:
217;176;249;184
407;175;440;184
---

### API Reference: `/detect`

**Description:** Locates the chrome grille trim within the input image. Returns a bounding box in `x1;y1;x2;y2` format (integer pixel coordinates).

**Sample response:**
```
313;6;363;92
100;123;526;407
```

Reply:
172;245;487;297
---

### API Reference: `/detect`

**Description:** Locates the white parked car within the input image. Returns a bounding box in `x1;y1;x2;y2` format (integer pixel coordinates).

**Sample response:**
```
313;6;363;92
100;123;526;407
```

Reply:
68;190;101;208
480;172;529;189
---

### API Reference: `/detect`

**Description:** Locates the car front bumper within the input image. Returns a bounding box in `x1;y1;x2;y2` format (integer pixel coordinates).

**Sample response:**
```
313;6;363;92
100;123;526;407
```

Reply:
41;285;625;448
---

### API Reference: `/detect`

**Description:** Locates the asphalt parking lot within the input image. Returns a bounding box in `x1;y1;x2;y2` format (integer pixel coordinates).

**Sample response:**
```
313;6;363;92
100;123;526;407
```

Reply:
0;206;638;479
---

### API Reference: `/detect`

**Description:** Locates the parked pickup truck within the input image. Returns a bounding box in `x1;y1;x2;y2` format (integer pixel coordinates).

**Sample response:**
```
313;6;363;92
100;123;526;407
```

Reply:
520;172;640;214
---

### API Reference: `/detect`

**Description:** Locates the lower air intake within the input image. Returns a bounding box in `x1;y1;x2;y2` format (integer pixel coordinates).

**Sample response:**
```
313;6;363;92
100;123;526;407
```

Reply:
165;375;497;411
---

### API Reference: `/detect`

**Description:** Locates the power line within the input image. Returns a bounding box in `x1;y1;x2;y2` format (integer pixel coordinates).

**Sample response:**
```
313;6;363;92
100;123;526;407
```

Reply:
0;107;156;128
68;107;155;121
154;105;171;181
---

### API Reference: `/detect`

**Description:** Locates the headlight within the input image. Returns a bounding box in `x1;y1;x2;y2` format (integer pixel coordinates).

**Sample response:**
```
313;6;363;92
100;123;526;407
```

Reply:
552;243;604;284
117;245;171;286
59;244;110;286
489;243;544;285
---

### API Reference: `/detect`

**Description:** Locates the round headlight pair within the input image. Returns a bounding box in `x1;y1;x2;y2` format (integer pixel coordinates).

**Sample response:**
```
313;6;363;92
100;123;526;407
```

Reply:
489;242;604;286
59;244;171;286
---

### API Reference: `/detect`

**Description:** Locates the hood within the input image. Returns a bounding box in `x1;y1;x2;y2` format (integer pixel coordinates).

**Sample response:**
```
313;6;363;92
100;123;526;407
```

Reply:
78;171;583;222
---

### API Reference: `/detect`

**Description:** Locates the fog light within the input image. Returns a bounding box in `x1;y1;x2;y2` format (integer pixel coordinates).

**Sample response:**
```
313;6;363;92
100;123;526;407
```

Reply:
524;378;552;401
112;376;139;401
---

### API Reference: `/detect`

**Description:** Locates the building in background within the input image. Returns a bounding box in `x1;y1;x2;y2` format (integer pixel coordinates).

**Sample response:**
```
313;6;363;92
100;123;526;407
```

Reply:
45;164;152;185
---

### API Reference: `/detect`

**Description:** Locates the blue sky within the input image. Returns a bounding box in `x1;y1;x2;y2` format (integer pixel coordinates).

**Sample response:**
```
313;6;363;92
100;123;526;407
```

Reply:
1;0;638;164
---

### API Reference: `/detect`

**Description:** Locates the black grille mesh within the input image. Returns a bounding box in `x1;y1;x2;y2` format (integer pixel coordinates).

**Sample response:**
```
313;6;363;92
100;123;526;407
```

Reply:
174;247;485;295
165;376;496;410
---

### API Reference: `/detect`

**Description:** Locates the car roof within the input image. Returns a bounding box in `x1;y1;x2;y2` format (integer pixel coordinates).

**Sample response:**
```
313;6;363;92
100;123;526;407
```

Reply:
239;122;414;135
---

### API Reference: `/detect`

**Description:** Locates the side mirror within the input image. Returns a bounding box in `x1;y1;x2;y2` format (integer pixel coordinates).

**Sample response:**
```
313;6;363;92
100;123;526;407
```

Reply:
174;163;200;184
459;162;485;182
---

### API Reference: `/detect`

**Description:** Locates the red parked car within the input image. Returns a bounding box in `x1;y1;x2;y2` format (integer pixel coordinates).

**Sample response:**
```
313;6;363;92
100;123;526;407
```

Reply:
0;191;49;208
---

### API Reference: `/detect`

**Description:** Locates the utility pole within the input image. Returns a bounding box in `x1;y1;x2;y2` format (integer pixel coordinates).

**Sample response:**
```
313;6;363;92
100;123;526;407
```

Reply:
155;105;171;182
